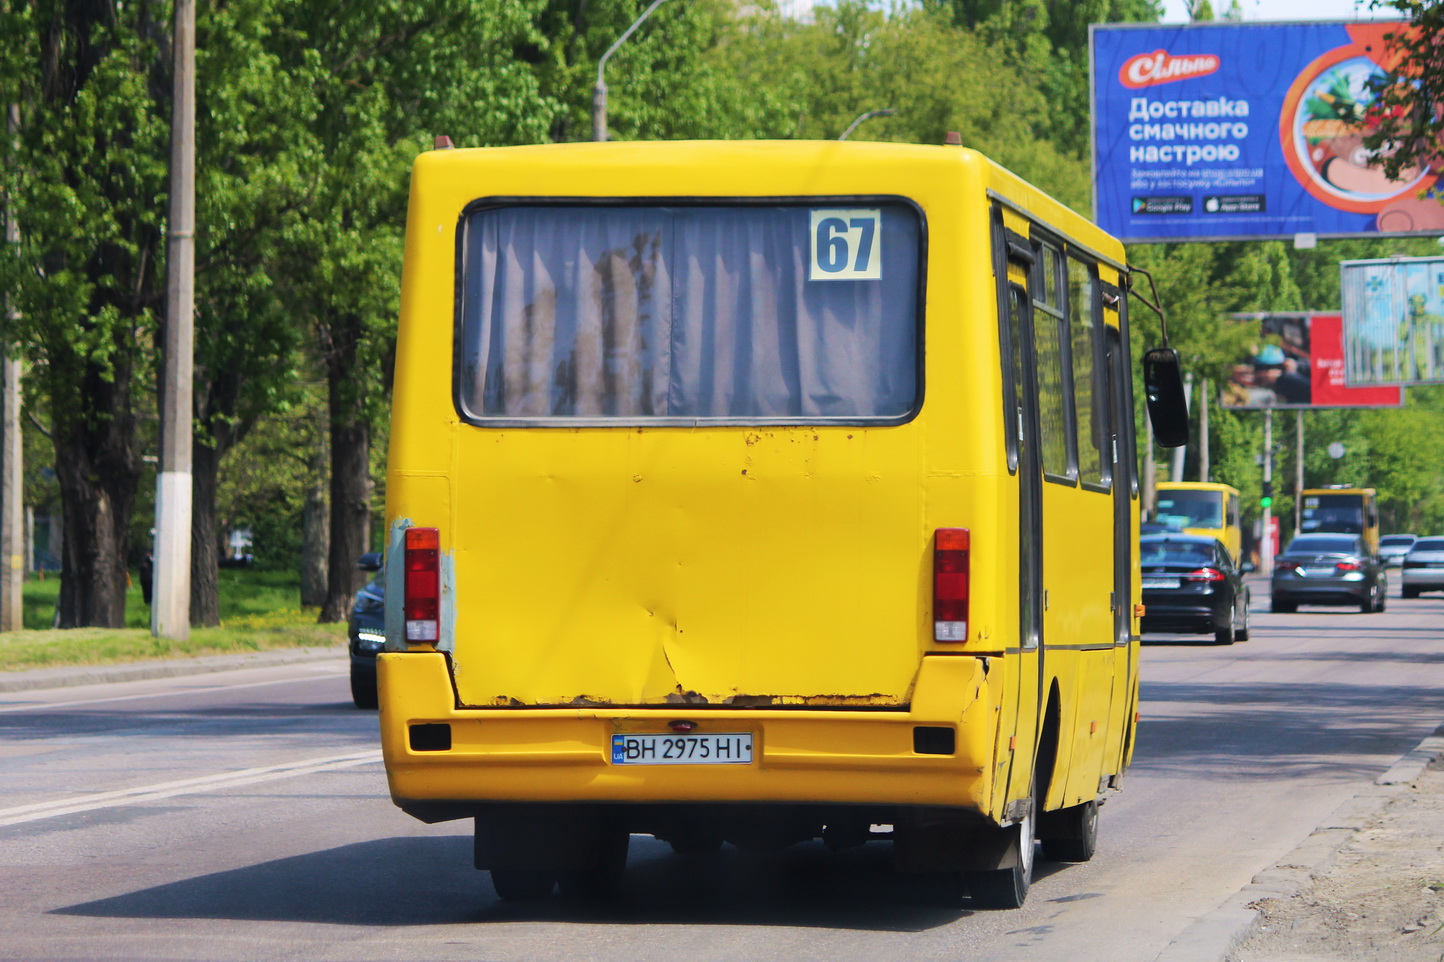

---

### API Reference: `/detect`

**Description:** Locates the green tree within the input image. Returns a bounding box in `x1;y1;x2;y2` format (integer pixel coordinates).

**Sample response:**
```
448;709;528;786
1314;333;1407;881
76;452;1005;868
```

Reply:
1362;1;1444;184
0;1;167;627
263;0;555;621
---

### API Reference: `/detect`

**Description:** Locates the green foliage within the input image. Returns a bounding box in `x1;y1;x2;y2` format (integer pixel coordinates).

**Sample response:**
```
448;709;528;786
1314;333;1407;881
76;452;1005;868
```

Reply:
1361;1;1444;183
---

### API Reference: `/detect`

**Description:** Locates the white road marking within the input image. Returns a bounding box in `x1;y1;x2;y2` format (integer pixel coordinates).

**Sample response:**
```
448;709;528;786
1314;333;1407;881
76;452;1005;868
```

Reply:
0;749;383;827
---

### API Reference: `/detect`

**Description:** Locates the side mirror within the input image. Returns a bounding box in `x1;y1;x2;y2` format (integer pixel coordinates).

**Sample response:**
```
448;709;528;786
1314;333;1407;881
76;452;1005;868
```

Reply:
357;551;383;572
1143;347;1190;448
1240;561;1257;573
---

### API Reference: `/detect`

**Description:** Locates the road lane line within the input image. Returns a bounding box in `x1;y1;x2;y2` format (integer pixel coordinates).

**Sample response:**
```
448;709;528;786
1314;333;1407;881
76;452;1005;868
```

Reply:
0;671;349;713
0;749;383;827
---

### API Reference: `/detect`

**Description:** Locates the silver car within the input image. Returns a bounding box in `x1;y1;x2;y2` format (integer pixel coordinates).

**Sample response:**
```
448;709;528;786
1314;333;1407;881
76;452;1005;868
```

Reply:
1379;534;1417;568
1400;537;1444;598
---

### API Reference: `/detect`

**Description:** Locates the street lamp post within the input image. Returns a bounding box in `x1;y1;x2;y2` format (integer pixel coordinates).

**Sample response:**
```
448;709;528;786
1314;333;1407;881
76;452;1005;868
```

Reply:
593;0;671;142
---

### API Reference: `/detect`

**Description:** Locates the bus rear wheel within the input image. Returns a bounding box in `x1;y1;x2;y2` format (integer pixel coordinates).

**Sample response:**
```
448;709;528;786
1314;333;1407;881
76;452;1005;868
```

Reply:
1039;799;1098;863
967;807;1034;909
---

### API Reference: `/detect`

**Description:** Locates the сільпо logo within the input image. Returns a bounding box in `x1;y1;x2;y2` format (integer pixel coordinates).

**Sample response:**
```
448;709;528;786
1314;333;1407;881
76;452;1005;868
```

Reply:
1120;49;1220;89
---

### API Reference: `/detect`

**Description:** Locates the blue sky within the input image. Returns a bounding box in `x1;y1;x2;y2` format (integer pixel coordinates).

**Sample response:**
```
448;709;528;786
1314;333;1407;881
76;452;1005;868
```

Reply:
1159;0;1395;21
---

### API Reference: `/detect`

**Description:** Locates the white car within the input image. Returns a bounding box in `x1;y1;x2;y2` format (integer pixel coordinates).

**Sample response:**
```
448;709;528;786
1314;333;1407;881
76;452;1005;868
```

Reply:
1400;536;1444;597
1379;534;1417;568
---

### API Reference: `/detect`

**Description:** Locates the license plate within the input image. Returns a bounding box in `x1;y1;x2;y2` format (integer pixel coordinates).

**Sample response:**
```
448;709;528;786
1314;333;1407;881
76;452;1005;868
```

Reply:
1142;578;1181;589
611;733;753;765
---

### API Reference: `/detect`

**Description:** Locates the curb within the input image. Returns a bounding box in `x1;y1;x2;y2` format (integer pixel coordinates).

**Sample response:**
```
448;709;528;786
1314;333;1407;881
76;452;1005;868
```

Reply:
1151;723;1444;962
0;645;347;694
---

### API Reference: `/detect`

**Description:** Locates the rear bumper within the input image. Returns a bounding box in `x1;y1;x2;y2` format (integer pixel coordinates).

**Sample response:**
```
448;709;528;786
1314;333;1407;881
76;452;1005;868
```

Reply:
1401;569;1444;588
1270;579;1369;604
378;651;1001;817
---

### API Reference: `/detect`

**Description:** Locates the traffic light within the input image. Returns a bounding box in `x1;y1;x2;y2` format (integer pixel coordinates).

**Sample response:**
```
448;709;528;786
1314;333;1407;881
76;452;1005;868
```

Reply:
1260;480;1274;509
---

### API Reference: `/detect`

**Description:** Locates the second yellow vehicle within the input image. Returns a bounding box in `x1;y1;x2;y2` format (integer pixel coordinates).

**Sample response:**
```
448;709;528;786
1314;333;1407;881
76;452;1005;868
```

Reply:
1153;481;1242;562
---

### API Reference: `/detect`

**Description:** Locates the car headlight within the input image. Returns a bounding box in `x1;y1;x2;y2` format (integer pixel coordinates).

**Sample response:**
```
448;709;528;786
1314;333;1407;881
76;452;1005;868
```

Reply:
355;630;386;648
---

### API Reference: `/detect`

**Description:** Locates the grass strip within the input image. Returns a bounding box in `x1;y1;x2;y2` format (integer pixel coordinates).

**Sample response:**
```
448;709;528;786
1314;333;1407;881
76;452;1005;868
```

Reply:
0;622;345;672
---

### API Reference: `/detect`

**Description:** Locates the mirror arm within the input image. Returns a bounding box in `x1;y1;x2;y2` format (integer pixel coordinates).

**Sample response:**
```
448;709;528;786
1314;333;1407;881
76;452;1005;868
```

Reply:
1125;266;1171;346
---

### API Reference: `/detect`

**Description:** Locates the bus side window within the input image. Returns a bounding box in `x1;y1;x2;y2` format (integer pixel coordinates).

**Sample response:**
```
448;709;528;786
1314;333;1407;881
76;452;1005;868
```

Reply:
1032;242;1077;483
1068;254;1107;489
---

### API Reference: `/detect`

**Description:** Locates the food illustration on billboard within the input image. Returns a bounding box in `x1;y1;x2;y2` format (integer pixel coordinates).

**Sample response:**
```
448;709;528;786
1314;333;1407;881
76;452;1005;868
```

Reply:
1221;313;1403;409
1341;256;1444;387
1092;22;1441;242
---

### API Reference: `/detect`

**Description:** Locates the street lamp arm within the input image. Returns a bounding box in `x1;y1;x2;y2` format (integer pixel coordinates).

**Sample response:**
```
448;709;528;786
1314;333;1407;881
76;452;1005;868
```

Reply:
596;0;671;87
838;108;895;141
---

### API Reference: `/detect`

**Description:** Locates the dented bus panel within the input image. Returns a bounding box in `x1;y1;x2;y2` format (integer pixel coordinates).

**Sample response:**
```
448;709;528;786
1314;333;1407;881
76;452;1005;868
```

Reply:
379;140;1143;908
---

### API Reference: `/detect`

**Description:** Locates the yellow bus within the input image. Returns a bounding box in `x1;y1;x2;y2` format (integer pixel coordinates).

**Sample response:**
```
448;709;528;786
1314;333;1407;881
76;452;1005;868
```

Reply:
379;139;1185;909
1154;482;1242;561
1299;487;1380;554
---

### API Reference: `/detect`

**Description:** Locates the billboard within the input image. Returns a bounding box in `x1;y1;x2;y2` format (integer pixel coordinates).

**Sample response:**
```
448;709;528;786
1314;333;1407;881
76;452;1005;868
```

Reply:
1220;312;1404;409
1341;256;1444;386
1090;21;1443;243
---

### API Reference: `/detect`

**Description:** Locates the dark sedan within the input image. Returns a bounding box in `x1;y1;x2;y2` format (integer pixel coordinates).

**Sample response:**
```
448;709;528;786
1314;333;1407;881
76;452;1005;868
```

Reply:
1270;533;1386;613
348;552;385;709
1139;534;1249;644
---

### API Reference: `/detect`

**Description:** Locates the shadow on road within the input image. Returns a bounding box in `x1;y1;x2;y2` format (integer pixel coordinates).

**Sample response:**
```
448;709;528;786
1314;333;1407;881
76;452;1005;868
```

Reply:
52;834;1055;931
1133;676;1444;782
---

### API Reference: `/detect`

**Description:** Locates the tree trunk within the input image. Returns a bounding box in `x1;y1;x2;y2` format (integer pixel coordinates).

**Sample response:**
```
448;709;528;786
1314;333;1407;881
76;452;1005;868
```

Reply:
52;410;137;629
300;432;329;608
318;309;372;623
319;417;369;622
189;440;221;627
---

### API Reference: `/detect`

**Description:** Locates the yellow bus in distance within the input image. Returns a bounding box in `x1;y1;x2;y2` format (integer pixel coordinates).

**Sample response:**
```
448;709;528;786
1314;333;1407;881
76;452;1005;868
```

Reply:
1300;486;1380;554
1154;481;1242;562
379;138;1186;909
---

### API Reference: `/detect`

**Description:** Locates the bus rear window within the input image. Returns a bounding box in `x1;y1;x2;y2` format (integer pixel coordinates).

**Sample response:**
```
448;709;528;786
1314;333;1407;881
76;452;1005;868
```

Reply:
456;203;921;422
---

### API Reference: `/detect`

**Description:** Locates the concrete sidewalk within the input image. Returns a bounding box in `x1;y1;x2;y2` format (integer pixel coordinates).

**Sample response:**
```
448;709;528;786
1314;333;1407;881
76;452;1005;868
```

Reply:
0;644;345;694
1155;725;1444;962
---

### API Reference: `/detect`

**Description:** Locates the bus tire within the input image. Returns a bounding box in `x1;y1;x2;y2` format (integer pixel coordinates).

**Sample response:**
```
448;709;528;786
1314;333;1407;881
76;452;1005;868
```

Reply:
490;869;556;901
967;807;1034;909
557;830;630;899
666;827;724;855
1039;799;1098;863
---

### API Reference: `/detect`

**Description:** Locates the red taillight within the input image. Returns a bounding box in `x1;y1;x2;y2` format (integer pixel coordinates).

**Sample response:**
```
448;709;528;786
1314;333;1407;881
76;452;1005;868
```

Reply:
404;527;440;643
1335;561;1361;571
934;528;970;643
1185;567;1226;582
1276;561;1297;572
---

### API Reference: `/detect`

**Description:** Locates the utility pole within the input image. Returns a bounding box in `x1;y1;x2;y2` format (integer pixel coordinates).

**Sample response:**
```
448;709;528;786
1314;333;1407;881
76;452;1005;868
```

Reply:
1143;412;1156;520
1;103;22;631
153;0;195;639
1171;372;1192;482
592;0;671;142
1198;378;1210;482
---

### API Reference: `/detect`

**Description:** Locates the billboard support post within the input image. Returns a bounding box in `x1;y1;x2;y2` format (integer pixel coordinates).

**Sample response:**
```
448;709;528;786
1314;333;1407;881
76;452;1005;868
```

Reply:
1295;410;1305;536
1262;409;1274;577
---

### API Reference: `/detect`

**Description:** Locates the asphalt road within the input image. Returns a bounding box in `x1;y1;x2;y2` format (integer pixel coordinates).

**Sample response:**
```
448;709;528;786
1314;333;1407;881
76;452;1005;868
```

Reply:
4;589;1444;962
